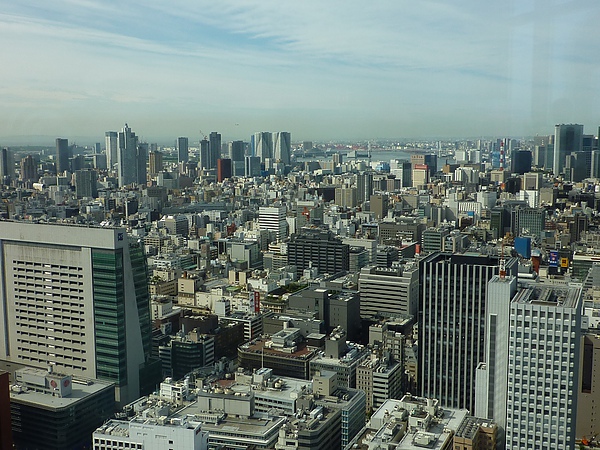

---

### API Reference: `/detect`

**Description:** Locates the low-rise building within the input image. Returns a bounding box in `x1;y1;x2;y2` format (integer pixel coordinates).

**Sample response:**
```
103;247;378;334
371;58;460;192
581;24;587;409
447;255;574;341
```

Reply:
10;367;114;450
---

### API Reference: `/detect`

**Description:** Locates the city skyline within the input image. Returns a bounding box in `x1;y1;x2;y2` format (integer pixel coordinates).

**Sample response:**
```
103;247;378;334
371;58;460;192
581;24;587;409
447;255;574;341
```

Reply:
1;1;599;143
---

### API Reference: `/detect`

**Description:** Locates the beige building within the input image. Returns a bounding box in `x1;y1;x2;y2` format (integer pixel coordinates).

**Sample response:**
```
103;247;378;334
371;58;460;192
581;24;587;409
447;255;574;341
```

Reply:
453;416;497;450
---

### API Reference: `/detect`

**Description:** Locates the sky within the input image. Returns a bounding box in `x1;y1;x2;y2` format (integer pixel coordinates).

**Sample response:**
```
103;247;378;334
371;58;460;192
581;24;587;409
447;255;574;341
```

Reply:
1;0;599;144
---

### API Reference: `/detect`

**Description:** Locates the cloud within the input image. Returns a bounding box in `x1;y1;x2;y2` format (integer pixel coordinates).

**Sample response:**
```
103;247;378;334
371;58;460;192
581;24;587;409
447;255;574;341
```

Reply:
0;0;599;141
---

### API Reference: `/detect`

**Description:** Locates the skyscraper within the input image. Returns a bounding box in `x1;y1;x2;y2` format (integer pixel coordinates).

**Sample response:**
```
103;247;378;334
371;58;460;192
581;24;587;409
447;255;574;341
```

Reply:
136;142;148;185
0;148;12;183
253;132;273;162
105;131;118;170
245;156;261;177
0;221;160;405
229;140;246;177
474;274;518;447
273;131;291;165
504;283;581;449
117;124;145;186
209;131;221;170
419;253;516;412
287;230;350;278
229;140;245;162
19;155;36;182
177;137;189;163
356;172;374;204
217;158;232;182
199;139;209;170
259;205;287;241
553;124;584;176
55;138;70;174
510;150;532;174
148;150;163;176
74;169;98;199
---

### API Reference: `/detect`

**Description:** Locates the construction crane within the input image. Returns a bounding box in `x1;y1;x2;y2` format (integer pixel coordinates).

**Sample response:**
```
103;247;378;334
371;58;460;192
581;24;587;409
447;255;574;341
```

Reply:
199;130;208;140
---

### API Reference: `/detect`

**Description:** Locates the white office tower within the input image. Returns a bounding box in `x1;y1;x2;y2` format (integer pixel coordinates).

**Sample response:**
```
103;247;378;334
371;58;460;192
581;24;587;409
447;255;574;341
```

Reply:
505;282;582;450
272;131;291;165
0;221;159;406
105;131;118;169
474;275;518;448
254;132;273;162
259;205;287;241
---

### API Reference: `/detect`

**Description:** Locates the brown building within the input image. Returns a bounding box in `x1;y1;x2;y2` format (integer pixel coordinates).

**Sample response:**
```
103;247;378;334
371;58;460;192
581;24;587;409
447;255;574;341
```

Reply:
217;158;232;182
369;194;388;219
238;329;318;379
453;415;497;450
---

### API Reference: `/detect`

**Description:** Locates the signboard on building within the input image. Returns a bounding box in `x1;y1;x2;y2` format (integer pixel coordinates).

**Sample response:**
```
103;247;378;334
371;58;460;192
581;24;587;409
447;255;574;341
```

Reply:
548;251;559;267
249;291;260;313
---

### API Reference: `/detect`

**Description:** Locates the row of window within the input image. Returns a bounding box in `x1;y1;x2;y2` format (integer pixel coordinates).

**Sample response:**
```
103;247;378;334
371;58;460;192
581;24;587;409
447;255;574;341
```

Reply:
93;439;143;450
15;323;86;336
16;330;85;346
17;353;87;371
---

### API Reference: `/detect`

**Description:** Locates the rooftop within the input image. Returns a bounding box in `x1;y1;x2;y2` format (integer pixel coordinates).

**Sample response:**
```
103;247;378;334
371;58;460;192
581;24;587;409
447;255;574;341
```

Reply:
512;283;582;308
10;375;114;410
454;415;497;440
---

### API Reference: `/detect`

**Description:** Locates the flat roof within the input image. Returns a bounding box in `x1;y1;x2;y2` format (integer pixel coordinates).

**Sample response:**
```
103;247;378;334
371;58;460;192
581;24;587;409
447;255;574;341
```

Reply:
512;283;581;309
10;378;114;410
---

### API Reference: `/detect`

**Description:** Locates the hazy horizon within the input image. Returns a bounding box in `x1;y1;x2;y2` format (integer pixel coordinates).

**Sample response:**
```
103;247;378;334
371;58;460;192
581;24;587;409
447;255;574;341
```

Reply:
2;1;599;143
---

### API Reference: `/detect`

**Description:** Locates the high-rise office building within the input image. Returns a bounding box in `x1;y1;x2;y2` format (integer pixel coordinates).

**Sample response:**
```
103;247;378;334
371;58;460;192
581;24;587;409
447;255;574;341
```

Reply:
117;123;137;185
358;264;419;319
105;131;118;170
55;138;70;174
199;139;209;170
216;158;232;182
259;205;287;241
553;124;584;176
229;141;245;177
410;153;437;177
0;221;161;405
511;206;545;238
369;194;388;219
19;155;36;182
504;283;581;450
474;274;518;447
511;150;532;174
177;137;189;163
273;131;291;165
209;132;221;170
137;142;148;185
229;140;245;162
117;124;146;186
287;230;350;278
253;132;273;162
74;169;98;199
419;253;516;412
356;172;374;204
148;150;163;176
245;156;261;177
0;148;12;184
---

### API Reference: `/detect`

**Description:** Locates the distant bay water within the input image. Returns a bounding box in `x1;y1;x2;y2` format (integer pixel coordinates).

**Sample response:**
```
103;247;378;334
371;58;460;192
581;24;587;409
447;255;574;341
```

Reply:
296;149;454;167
